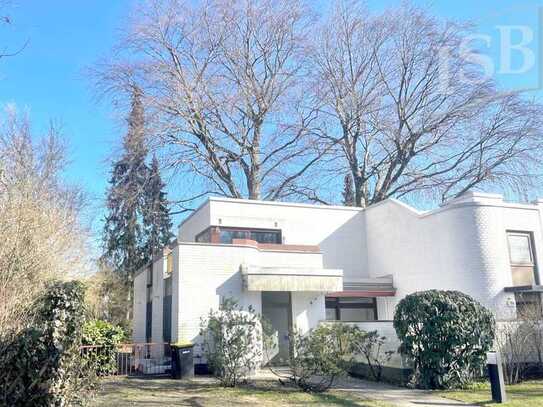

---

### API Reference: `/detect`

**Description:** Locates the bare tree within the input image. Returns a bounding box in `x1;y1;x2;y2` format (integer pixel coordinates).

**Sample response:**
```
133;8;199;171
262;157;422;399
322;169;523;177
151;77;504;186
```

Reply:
95;0;327;203
0;1;28;60
0;108;90;333
313;1;543;207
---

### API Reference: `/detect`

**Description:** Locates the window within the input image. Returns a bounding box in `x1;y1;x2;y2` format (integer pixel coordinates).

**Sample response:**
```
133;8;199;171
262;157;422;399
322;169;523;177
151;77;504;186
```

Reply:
507;232;538;286
325;297;378;321
515;292;542;319
249;230;282;244
219;228;282;244
220;229;249;243
195;228;211;243
195;226;282;244
164;276;172;297
146;267;153;303
163;276;172;345
145;267;153;343
166;253;173;275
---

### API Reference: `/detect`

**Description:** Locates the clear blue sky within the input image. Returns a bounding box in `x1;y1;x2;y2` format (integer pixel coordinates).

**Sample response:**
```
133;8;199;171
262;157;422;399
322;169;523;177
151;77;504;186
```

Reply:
1;0;541;247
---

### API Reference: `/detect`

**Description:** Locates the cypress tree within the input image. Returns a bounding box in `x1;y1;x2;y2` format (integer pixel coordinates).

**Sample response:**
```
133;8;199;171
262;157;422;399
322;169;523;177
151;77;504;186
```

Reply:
143;155;174;258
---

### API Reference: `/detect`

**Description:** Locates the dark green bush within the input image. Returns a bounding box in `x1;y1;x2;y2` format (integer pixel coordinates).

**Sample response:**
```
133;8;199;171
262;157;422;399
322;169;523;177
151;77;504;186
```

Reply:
393;290;495;389
0;281;97;406
82;320;125;376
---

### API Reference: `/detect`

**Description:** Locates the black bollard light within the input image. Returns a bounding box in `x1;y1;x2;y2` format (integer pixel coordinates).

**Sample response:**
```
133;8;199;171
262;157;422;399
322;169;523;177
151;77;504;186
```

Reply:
487;351;506;403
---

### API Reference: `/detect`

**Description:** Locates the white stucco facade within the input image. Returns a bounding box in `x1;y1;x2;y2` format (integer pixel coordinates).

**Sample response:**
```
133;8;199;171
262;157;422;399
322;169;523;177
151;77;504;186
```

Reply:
133;191;543;363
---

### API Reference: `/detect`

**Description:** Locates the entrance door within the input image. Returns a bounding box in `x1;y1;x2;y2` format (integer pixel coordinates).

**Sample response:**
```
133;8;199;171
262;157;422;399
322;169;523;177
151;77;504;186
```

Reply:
261;291;292;365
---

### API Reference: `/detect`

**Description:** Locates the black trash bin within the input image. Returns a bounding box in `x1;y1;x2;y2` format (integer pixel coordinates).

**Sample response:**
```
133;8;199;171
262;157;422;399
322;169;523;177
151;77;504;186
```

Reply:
171;343;194;379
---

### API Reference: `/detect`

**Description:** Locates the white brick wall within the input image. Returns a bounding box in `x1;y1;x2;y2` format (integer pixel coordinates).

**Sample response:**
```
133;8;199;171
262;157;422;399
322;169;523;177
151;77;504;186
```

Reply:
178;200;211;242
175;243;328;344
150;256;165;357
132;192;543;349
366;193;543;319
179;198;366;282
132;269;147;343
291;292;325;333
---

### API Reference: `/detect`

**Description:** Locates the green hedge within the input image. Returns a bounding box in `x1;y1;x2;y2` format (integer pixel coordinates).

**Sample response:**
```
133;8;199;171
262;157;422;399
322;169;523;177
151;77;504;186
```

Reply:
82;320;125;376
0;281;97;406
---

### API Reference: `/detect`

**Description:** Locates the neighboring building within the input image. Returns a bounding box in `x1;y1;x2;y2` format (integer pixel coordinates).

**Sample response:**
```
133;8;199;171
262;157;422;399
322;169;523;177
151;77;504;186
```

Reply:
133;191;543;362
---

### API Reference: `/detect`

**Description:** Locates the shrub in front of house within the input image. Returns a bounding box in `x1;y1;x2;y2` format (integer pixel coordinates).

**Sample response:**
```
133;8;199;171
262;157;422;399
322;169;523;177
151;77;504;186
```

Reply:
352;330;394;382
82;319;125;376
200;298;262;387
0;281;98;406
285;323;363;393
393;290;495;389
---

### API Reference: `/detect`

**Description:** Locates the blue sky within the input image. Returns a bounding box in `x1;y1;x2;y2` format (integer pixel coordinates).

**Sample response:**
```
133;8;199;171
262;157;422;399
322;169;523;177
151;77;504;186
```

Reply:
1;1;541;249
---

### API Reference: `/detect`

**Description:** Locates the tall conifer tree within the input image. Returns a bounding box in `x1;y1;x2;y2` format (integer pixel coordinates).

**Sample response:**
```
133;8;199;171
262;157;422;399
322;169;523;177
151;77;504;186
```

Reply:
102;88;149;318
143;155;174;257
102;87;174;321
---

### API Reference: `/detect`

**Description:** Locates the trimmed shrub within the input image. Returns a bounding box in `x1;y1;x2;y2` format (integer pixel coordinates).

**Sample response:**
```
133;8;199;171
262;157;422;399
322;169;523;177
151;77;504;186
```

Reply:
200;299;262;387
0;281;97;406
393;290;495;389
82;320;125;376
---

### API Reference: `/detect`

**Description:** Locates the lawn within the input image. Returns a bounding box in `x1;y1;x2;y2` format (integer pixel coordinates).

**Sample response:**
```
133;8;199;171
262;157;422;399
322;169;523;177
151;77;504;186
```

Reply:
439;380;543;407
93;376;394;406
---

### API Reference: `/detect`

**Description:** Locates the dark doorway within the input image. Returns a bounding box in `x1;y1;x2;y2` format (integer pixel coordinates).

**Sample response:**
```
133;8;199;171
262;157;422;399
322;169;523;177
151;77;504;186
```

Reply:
261;291;292;365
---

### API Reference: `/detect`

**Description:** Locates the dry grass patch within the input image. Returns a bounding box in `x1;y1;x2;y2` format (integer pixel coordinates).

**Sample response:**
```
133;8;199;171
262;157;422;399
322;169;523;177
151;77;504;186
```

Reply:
93;376;394;406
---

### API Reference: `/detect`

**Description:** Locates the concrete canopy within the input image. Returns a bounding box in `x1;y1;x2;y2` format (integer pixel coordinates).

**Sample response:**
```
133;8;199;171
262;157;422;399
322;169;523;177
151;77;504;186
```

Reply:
241;264;343;292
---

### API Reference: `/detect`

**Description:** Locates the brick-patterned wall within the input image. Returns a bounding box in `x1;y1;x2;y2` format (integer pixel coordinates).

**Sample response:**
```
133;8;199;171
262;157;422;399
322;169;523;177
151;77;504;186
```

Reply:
366;193;543;319
132;270;147;343
175;243;326;345
150;256;165;357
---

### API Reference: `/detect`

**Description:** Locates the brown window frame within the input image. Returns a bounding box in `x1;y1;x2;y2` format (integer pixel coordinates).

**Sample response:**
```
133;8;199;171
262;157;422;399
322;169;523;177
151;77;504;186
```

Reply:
325;297;378;322
507;230;540;286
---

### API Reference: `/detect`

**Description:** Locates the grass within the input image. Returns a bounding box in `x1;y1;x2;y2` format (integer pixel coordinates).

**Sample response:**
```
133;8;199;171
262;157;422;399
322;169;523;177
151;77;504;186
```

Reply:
439;380;543;406
93;376;394;406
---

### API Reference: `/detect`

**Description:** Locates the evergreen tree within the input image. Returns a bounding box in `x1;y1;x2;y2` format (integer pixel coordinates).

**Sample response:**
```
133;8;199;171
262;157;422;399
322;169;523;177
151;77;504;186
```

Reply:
102;88;149;309
143;155;174;258
342;174;355;206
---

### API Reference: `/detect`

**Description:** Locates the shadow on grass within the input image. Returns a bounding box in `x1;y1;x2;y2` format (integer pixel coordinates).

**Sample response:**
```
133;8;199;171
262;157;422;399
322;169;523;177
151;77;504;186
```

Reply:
97;376;377;406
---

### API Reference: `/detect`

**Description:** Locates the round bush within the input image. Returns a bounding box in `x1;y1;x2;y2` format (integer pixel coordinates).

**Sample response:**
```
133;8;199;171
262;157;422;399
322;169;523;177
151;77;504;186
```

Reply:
393;290;495;389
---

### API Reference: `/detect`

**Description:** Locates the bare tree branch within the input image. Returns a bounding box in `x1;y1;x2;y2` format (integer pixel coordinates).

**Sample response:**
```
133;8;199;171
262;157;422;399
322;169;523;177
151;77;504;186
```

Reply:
314;1;543;206
94;0;322;202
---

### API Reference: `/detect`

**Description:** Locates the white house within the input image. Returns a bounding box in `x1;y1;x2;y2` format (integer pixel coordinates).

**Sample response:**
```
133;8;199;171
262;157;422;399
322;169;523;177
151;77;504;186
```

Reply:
133;191;543;363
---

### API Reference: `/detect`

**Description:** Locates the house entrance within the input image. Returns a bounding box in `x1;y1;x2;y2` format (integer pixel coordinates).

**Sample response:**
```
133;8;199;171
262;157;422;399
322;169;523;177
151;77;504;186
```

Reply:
261;291;292;365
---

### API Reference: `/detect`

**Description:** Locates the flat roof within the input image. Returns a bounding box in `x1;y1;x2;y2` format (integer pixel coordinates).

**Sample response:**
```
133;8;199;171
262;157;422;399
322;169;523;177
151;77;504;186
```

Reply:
178;195;363;228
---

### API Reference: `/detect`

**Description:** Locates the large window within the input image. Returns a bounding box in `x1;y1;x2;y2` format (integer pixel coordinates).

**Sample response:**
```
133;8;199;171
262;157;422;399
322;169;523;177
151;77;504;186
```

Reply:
145;267;153;343
507;231;538;286
325;297;378;322
196;226;282;244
